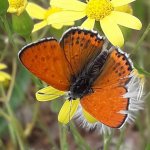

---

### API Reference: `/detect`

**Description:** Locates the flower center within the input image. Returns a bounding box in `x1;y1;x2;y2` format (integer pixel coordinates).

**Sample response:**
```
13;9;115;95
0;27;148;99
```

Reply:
8;0;25;9
44;7;62;20
85;0;114;21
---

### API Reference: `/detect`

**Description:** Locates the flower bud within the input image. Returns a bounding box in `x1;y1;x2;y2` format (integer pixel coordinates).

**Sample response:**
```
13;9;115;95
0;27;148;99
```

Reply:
12;10;34;39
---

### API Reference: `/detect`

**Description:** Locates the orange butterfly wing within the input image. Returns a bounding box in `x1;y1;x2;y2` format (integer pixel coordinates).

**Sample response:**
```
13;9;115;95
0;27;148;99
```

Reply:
81;87;128;128
93;48;132;88
60;28;105;76
19;38;73;91
80;49;133;128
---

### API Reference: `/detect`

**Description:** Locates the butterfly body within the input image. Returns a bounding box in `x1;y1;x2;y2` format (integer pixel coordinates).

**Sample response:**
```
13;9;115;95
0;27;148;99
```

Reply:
19;27;144;129
69;50;109;100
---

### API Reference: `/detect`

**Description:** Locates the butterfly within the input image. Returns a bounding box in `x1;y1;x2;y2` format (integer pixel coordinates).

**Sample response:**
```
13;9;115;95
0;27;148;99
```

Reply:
18;27;144;130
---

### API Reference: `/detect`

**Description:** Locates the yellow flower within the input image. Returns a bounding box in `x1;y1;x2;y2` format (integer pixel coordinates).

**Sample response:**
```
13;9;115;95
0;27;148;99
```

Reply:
26;2;74;33
0;63;11;82
7;0;28;15
36;86;81;124
48;0;142;47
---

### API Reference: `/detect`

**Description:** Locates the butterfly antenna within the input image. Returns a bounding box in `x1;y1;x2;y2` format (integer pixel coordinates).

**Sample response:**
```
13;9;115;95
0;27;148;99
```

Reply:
68;99;72;132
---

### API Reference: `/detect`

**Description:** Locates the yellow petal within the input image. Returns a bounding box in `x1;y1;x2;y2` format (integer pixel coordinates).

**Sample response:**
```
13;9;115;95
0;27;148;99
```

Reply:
0;76;6;82
32;21;47;32
0;72;11;82
111;0;135;7
17;2;28;16
52;21;74;29
51;24;63;29
114;4;133;15
100;16;124;47
50;0;86;11
110;11;142;30
81;18;95;30
36;86;66;101
58;99;80;124
0;64;7;70
47;11;86;24
82;108;98;123
7;7;18;13
26;2;46;19
62;22;74;26
7;0;28;15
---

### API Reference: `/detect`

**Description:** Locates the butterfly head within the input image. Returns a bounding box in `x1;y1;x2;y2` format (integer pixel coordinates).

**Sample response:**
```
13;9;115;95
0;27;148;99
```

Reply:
68;76;94;100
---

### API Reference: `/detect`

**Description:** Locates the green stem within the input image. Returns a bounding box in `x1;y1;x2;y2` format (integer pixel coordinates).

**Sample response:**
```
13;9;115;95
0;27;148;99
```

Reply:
24;101;39;137
62;124;68;149
0;108;10;121
136;113;146;148
39;26;49;40
103;129;114;150
25;36;31;43
37;118;59;150
70;123;91;150
59;122;63;150
0;14;18;104
145;92;150;137
8;124;17;148
5;102;25;150
0;42;9;62
0;14;19;53
0;89;17;147
133;62;150;77
6;58;17;102
0;84;25;150
130;23;150;58
116;126;126;150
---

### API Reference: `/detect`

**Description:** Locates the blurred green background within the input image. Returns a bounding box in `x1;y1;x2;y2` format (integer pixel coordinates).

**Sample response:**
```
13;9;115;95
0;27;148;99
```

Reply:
0;0;150;150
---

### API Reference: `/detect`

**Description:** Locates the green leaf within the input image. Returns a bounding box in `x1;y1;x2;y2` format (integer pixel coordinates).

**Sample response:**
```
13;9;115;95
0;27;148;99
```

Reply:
145;143;150;150
0;0;9;16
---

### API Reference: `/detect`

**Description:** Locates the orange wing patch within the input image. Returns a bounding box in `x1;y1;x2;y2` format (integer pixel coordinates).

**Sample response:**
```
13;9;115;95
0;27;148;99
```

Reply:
93;49;133;89
60;28;104;76
81;87;128;128
19;39;73;91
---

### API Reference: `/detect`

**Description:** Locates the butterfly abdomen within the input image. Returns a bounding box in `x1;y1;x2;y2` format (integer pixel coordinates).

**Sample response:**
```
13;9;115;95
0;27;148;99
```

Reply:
87;50;109;81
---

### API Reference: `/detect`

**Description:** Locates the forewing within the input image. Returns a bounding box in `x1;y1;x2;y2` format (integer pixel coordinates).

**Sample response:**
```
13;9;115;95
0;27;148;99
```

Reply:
19;38;73;91
93;48;133;89
60;27;105;76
